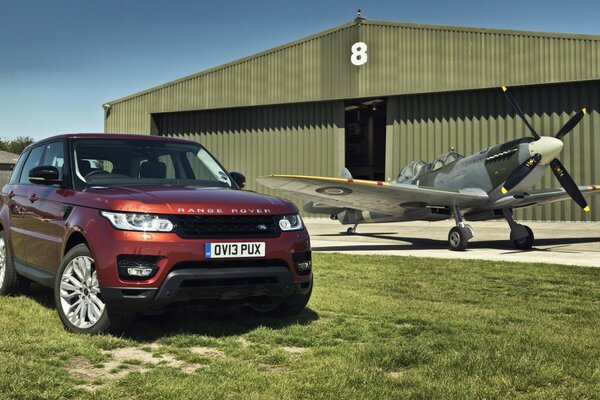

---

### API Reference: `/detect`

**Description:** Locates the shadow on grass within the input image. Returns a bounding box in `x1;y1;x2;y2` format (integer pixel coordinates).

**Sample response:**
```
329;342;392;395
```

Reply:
126;307;320;342
23;284;319;340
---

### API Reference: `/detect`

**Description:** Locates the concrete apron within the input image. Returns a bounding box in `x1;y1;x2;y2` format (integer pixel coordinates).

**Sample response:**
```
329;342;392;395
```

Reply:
304;218;600;268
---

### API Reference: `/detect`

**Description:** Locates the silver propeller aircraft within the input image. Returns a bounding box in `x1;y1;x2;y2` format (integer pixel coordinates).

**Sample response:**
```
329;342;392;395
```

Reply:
258;87;600;251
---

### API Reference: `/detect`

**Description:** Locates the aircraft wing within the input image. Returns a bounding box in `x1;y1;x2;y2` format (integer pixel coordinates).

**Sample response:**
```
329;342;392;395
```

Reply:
492;185;600;208
257;175;489;215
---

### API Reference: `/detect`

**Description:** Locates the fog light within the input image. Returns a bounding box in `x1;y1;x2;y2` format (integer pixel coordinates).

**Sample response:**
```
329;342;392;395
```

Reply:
296;261;311;272
117;255;161;280
127;267;154;277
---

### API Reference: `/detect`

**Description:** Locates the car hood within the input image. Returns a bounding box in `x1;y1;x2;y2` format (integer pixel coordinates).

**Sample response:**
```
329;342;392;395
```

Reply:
67;185;297;215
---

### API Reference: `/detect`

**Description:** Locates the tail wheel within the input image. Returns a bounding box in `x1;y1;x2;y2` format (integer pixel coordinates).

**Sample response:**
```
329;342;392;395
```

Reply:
55;244;134;334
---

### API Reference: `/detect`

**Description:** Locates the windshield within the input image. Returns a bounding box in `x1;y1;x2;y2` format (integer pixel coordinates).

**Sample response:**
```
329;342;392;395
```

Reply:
72;138;232;189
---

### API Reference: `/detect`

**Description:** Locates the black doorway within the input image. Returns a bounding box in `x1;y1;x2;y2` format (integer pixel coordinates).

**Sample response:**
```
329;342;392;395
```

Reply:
344;99;387;181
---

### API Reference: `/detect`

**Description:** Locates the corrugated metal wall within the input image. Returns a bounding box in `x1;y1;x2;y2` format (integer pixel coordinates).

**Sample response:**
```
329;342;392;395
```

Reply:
386;80;600;222
360;22;600;97
105;20;600;133
155;101;345;214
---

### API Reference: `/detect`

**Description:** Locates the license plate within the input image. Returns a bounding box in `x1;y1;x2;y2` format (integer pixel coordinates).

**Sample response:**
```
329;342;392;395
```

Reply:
204;242;265;259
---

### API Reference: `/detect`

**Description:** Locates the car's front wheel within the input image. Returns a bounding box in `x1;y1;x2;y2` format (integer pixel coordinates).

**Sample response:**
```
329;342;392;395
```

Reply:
55;244;134;334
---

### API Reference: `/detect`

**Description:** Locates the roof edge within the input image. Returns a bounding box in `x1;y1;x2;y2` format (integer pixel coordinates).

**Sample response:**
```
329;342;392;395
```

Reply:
105;20;357;106
365;19;600;41
105;19;600;107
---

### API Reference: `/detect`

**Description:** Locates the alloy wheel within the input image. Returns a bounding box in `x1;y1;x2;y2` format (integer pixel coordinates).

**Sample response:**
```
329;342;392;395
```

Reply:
59;256;105;329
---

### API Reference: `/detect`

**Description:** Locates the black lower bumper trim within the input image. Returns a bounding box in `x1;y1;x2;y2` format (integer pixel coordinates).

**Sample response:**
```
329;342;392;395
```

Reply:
101;266;308;311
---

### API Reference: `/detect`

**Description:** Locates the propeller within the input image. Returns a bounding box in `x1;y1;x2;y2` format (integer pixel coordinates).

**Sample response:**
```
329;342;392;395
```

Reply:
501;154;542;194
502;86;540;140
550;159;590;211
501;86;590;211
554;108;586;140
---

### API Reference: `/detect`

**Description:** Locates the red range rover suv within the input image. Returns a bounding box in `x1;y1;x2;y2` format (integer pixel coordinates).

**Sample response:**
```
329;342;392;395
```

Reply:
0;134;312;334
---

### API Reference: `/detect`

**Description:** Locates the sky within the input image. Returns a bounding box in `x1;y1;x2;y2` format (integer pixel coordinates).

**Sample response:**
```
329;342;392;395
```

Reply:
1;0;600;141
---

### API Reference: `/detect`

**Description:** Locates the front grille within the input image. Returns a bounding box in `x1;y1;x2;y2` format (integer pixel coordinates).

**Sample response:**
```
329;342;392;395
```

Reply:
172;215;280;239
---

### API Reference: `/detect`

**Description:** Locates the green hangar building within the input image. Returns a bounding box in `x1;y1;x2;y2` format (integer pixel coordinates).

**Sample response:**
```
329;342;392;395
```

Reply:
104;18;600;222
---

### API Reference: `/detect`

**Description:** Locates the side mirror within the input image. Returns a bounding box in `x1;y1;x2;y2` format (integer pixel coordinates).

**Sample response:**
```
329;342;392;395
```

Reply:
230;171;246;189
29;165;62;185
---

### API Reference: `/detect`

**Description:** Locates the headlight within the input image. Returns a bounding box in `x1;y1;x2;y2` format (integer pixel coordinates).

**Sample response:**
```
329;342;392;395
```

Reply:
279;214;304;231
101;211;174;232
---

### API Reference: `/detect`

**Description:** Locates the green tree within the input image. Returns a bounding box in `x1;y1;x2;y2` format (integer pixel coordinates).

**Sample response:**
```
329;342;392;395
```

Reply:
1;136;35;154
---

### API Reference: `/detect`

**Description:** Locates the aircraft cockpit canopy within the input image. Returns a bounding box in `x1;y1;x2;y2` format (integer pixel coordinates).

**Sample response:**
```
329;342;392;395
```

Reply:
396;150;465;183
396;160;427;183
430;151;465;171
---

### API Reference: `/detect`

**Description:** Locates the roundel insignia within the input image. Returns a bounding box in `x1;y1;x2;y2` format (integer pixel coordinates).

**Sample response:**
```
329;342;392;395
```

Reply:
316;186;353;195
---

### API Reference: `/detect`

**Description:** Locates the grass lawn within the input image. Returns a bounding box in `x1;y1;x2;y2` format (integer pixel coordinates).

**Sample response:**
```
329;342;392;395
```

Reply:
1;253;599;399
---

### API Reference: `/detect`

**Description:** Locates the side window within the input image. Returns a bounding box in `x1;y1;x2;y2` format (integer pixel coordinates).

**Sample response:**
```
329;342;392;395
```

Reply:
42;141;65;178
18;146;45;184
9;150;30;184
185;152;218;181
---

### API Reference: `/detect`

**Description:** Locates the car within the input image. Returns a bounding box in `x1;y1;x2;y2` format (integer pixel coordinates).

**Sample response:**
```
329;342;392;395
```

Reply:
0;134;312;334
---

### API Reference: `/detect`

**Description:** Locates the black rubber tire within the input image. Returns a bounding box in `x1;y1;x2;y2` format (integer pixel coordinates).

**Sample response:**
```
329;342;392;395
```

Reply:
246;278;313;317
448;226;469;251
0;231;24;295
513;225;534;250
54;244;135;334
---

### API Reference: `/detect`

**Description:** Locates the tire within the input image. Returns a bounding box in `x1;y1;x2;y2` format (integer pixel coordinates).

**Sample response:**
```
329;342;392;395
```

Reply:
448;226;469;251
0;231;24;295
513;225;534;250
246;278;313;317
55;244;134;334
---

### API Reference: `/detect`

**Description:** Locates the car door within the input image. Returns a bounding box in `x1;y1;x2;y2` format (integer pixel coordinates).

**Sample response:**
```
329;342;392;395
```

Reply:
24;140;68;271
7;145;45;266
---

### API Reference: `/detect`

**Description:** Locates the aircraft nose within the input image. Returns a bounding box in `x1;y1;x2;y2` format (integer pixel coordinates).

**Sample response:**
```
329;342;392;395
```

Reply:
528;137;563;164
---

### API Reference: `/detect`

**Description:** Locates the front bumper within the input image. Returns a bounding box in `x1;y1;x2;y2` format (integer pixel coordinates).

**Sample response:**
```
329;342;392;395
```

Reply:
100;265;312;311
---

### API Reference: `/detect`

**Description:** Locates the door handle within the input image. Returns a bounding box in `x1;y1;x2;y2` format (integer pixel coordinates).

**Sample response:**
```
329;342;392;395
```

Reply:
29;194;39;203
8;191;15;199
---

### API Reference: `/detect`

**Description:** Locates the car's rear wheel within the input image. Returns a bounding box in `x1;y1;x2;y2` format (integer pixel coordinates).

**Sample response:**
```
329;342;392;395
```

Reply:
55;244;134;334
0;231;26;295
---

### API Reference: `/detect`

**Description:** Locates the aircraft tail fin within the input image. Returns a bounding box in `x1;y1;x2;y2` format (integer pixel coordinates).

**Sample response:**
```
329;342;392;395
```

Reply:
341;167;353;179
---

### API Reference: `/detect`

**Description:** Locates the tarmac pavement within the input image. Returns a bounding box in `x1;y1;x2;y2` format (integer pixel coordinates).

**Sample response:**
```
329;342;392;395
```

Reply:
304;218;600;268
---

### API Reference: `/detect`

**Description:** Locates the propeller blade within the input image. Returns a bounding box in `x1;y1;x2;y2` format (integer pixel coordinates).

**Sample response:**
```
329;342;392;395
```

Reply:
550;159;590;211
554;108;587;140
501;153;542;194
502;86;541;140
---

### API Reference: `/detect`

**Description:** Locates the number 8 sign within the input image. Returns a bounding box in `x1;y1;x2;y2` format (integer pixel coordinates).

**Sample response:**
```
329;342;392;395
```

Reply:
351;42;368;66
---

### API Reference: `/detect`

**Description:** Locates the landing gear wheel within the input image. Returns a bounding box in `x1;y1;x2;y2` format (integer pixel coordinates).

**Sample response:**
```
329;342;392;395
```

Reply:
513;225;534;250
0;231;25;295
346;225;357;235
448;226;469;251
55;244;134;334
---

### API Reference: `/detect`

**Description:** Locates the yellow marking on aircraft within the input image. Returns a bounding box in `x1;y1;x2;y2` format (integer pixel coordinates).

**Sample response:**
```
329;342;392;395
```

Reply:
501;187;508;194
584;206;591;212
582;107;587;114
502;86;507;92
268;175;391;187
